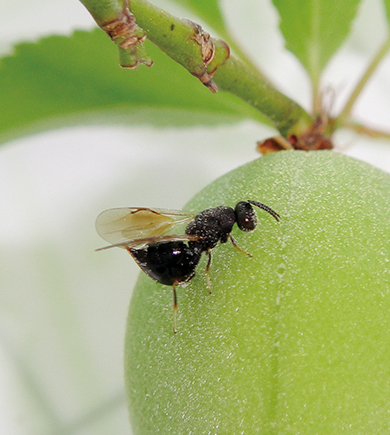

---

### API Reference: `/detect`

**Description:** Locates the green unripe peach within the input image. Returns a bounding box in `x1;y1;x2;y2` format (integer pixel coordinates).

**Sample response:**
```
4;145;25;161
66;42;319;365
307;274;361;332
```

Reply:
125;150;390;433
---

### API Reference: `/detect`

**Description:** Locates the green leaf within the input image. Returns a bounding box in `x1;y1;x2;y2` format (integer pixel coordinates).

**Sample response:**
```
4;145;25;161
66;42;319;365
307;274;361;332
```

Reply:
272;0;361;85
383;0;390;25
169;0;228;36
0;29;266;145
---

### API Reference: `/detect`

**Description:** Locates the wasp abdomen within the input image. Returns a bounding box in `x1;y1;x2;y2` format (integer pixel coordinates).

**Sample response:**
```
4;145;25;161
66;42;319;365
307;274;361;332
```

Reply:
130;242;202;286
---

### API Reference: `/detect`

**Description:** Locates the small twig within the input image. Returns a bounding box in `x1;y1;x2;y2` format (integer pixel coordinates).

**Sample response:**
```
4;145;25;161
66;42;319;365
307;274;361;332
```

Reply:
345;121;390;140
338;34;390;126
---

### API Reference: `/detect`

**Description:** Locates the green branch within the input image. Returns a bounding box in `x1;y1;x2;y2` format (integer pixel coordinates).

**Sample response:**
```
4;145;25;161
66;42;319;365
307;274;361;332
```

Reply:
79;0;311;135
213;56;308;136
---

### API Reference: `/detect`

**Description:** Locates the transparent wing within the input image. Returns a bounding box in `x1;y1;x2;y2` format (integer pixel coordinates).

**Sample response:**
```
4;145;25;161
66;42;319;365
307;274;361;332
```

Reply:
96;234;200;251
95;207;194;247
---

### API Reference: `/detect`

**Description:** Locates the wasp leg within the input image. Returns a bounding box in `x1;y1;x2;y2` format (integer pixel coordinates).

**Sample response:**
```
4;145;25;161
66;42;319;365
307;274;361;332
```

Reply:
229;234;252;257
172;283;178;334
205;250;212;294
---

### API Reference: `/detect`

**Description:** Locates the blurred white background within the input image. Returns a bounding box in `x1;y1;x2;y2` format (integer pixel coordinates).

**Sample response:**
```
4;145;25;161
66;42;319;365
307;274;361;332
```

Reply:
0;0;389;434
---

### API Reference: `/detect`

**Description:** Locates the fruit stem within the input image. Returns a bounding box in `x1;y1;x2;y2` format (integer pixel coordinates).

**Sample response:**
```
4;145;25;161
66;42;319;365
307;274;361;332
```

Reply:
311;77;322;116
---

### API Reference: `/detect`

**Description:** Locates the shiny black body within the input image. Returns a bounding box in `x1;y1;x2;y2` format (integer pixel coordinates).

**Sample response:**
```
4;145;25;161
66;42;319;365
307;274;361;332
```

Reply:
130;201;279;287
130;241;202;286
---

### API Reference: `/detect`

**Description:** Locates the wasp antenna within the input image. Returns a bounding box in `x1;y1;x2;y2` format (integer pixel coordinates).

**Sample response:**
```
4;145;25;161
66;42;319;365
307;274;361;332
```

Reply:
247;200;280;221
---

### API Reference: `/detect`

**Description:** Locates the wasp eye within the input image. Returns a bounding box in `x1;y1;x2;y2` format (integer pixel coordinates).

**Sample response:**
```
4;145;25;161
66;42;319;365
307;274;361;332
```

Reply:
235;201;256;231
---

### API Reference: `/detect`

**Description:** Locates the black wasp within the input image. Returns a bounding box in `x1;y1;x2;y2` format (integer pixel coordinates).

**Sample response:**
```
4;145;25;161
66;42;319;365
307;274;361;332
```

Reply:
95;200;280;332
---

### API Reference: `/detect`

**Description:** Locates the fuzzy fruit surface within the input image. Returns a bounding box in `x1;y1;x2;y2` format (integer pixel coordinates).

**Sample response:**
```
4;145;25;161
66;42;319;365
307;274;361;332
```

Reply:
125;150;390;434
